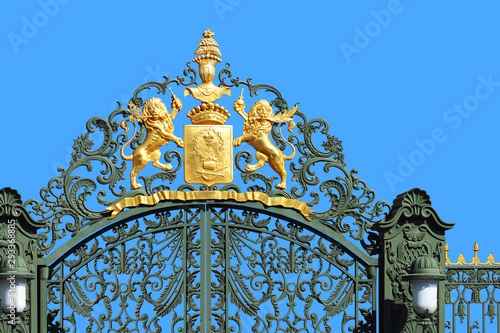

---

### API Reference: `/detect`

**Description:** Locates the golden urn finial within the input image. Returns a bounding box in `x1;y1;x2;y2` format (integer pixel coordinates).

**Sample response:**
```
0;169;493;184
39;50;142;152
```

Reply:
184;29;231;107
193;29;221;61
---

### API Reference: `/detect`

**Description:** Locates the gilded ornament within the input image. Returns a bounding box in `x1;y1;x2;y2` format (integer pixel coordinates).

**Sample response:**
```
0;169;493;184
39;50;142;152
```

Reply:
184;29;231;103
182;30;233;186
233;89;299;189
445;242;500;265
186;102;230;125
106;190;314;221
120;95;184;189
184;125;233;185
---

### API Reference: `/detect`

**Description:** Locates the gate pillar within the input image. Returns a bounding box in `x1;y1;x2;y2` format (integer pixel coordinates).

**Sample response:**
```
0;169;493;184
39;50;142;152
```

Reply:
376;188;454;332
0;188;45;333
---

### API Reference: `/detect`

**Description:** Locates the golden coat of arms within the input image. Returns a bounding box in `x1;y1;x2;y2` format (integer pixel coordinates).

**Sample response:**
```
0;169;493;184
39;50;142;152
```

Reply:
118;29;300;189
184;125;232;185
109;29;314;221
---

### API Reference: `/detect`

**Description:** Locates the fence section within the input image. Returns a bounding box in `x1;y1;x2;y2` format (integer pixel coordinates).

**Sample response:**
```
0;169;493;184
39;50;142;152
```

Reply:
446;243;500;332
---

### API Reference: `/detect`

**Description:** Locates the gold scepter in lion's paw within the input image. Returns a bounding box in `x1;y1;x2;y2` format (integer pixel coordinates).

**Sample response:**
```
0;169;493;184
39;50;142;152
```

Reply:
122;88;182;126
233;88;299;190
119;89;184;190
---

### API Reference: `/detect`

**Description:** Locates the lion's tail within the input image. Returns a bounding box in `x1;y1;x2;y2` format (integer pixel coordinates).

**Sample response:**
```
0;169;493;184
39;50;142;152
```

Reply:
120;119;137;161
281;124;296;161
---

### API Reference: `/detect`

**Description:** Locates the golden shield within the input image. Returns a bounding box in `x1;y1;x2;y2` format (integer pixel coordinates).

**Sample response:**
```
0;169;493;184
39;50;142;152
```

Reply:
184;125;233;185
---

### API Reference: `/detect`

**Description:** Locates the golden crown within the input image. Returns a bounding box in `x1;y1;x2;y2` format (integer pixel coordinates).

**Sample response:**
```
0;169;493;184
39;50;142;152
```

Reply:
187;102;230;125
203;130;215;143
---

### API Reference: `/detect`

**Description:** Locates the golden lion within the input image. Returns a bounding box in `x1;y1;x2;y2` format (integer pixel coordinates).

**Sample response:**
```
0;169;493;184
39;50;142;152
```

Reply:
120;97;184;189
233;96;298;189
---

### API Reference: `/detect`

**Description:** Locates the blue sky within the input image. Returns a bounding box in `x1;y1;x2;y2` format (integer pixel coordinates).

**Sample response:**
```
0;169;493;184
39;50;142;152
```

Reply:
1;0;500;262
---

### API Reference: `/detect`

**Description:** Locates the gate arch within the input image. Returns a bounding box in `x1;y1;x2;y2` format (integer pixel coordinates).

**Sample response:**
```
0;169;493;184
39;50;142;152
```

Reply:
41;202;378;332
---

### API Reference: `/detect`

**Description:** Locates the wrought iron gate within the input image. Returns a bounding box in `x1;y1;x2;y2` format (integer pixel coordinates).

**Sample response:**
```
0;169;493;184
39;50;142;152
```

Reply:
0;29;456;333
37;202;376;332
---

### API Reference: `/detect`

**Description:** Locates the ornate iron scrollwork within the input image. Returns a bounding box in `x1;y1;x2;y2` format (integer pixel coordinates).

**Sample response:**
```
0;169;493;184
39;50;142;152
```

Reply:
44;206;375;332
18;30;392;332
445;244;500;332
25;58;390;257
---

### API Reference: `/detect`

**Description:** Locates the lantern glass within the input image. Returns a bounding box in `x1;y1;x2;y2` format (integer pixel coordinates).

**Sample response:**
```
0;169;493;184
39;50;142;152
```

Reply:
1;278;27;314
411;279;438;316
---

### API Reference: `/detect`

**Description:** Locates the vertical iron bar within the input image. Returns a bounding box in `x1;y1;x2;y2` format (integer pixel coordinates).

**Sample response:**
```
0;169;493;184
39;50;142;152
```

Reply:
200;206;211;333
200;207;206;333
206;206;212;332
183;210;187;333
354;262;358;331
59;264;63;332
38;266;49;333
225;208;230;332
453;302;456;333
371;266;377;330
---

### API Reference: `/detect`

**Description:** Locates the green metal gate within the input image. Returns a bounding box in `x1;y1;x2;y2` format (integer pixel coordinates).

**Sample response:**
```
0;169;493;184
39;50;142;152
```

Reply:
38;202;377;332
0;30;455;333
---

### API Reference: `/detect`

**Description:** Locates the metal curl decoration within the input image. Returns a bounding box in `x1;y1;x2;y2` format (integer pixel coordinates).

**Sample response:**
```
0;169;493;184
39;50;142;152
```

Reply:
25;62;390;260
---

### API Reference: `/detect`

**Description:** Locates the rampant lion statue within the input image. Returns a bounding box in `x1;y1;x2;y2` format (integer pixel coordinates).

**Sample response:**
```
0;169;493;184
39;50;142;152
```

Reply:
233;96;299;189
120;97;184;189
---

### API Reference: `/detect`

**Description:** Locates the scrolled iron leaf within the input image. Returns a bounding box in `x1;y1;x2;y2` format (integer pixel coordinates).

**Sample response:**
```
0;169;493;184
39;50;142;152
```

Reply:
63;280;93;317
324;280;354;317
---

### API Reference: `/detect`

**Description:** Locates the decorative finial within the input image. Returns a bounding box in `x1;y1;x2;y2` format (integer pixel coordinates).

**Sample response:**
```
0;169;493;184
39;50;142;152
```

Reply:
446;242;500;265
194;29;221;60
202;29;215;39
